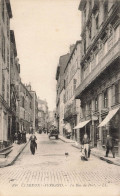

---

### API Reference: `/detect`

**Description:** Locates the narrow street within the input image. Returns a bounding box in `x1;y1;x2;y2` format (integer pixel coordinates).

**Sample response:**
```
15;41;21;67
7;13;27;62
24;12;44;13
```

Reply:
0;133;120;196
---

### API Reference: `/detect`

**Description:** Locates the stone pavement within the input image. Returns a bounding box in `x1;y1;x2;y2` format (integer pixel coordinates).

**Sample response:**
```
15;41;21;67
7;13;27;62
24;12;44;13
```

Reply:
59;135;120;166
0;134;30;168
0;134;120;196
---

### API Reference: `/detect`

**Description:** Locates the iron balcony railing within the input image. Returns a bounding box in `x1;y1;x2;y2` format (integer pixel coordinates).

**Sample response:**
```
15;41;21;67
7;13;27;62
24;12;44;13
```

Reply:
75;40;120;98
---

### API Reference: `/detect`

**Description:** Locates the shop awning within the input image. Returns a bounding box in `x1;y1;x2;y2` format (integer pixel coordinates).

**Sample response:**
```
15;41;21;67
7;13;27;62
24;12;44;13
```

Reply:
98;107;119;128
73;120;91;129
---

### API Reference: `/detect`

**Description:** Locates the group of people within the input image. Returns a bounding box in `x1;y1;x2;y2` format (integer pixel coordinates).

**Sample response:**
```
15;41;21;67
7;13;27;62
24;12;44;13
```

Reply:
81;133;116;161
13;130;27;144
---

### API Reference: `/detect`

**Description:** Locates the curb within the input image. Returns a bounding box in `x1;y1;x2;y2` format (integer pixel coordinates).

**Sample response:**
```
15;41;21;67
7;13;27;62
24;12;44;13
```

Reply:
0;140;30;168
59;137;75;143
72;144;81;149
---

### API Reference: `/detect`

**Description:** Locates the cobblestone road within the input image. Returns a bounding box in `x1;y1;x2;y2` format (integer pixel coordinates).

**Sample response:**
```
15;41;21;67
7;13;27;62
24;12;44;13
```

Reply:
0;133;120;196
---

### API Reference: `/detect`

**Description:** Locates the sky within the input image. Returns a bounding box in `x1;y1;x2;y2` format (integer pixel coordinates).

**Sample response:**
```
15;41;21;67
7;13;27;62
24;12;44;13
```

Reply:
10;0;81;111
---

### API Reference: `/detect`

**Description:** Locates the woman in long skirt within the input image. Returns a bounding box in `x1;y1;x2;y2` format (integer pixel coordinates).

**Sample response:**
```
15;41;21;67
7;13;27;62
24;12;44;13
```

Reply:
29;133;37;155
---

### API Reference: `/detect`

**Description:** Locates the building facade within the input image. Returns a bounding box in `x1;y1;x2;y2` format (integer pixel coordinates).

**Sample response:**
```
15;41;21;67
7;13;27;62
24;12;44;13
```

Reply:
47;110;56;129
59;53;70;135
38;98;49;130
19;82;33;133
64;41;81;142
0;0;12;148
26;84;38;131
56;66;60;131
75;0;120;156
10;30;21;137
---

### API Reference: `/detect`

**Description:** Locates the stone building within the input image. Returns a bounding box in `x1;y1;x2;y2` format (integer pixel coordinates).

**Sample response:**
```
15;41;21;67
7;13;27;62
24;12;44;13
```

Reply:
19;82;33;133
47;110;56;130
38;98;48;130
64;41;81;142
58;53;70;135
10;30;21;136
0;0;12;147
26;84;38;131
75;0;120;156
56;65;60;131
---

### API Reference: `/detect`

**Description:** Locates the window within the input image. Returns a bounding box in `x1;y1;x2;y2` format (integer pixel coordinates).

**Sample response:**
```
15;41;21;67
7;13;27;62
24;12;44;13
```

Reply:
64;80;66;89
7;83;9;104
82;105;86;119
95;97;98;111
104;90;108;108
7;16;9;37
115;83;119;104
88;101;92;115
84;6;86;22
2;74;5;99
30;102;32;109
7;48;9;71
2;0;4;22
84;38;86;54
73;79;77;92
2;33;5;62
22;96;25;108
95;15;99;30
88;22;92;39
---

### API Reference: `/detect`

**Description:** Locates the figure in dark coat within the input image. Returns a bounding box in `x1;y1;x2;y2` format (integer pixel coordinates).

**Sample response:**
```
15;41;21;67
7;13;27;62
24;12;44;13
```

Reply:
105;134;115;158
29;133;37;155
17;131;21;144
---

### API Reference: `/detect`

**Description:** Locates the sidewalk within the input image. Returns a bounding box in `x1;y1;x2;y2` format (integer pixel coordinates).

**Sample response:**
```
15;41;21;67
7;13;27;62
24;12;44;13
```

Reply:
59;135;120;166
0;134;30;168
59;135;76;143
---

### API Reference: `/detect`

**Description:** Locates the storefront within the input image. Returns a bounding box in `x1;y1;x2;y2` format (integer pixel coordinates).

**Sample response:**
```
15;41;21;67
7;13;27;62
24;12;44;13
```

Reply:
98;107;120;156
73;120;91;143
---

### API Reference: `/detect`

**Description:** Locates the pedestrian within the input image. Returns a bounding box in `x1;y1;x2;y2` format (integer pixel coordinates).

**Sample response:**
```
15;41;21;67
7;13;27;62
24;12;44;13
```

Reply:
82;133;90;160
23;129;27;143
17;130;21;144
105;134;115;158
14;132;18;144
29;133;37;155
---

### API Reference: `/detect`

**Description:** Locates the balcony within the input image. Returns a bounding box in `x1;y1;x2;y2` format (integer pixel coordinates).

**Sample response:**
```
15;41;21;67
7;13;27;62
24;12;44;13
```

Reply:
64;100;78;120
75;39;120;98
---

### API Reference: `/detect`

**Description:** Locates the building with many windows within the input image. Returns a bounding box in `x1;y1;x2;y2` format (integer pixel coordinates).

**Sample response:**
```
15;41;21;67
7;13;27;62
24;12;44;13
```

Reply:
10;30;21;137
0;0;12;148
19;82;33;133
38;98;48;131
75;0;120;156
56;65;60;131
64;41;81;142
58;53;70;135
26;84;38;131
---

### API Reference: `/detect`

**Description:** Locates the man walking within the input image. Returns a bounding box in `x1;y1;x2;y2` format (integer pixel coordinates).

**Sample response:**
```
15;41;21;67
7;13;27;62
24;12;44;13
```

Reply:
105;134;115;158
82;133;90;160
